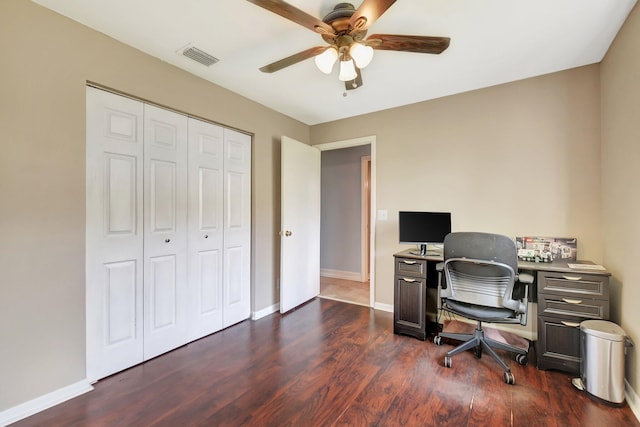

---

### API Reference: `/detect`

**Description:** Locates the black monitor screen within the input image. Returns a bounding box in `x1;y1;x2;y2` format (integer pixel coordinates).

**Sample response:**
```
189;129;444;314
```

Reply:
399;211;451;255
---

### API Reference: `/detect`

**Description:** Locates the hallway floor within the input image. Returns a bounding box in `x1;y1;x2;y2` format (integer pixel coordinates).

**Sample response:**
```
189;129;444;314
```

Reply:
319;276;369;306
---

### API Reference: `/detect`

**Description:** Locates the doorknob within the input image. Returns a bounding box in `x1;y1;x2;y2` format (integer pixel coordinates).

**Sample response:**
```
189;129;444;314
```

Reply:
165;238;171;243
285;230;292;236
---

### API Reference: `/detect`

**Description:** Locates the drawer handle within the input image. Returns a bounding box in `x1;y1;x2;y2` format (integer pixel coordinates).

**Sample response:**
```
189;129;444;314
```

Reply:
402;277;417;283
562;275;582;281
402;260;417;265
562;298;583;304
561;321;581;328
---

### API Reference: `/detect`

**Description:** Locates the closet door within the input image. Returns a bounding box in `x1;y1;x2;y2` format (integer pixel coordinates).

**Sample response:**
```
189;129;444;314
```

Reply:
187;118;224;340
222;129;252;327
86;87;144;381
143;104;189;360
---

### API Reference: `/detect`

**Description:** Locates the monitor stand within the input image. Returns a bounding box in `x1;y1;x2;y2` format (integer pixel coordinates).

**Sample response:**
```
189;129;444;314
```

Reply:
410;244;442;257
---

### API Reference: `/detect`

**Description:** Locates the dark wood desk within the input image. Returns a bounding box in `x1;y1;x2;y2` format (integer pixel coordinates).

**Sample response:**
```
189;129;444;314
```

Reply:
393;249;611;373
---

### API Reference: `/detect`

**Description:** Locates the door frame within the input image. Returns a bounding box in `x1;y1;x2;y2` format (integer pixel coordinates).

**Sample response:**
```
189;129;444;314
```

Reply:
361;155;371;283
315;136;376;308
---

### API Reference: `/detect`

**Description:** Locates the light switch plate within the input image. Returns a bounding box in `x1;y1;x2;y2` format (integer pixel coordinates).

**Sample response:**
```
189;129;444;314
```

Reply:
377;209;388;221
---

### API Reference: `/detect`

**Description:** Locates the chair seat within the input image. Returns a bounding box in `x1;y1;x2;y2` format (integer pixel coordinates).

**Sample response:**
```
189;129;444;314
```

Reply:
443;299;519;323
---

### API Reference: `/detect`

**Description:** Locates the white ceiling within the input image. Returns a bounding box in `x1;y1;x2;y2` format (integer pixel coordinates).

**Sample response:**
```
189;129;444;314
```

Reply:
34;0;636;125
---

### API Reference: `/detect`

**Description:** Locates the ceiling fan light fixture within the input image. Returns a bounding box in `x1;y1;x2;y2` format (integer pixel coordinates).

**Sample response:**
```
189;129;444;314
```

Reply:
350;42;373;69
314;47;338;74
338;58;358;81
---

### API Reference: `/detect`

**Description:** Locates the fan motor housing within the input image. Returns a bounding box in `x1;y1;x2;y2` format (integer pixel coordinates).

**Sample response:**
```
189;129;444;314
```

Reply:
321;3;367;42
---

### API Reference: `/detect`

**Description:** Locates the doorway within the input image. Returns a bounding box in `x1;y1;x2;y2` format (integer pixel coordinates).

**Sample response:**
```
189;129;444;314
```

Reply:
315;136;376;307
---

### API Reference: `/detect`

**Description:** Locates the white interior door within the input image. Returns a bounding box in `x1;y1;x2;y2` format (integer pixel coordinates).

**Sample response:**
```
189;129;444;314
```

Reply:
86;87;144;381
143;104;189;360
222;128;252;327
280;136;321;313
187;118;224;339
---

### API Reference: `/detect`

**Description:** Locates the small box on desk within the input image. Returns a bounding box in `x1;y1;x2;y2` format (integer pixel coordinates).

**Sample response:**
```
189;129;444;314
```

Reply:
516;236;577;263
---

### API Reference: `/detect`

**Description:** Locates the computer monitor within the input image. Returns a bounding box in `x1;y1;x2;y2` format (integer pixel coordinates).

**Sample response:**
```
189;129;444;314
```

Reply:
399;211;452;256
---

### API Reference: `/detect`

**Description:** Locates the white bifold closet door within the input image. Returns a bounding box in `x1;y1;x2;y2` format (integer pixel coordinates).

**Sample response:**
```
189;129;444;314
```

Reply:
187;119;224;339
142;104;189;360
86;87;251;381
86;87;145;381
187;122;252;339
220;128;252;328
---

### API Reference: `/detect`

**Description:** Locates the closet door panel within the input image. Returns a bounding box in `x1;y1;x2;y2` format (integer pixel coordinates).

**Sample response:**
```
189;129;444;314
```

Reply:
143;104;189;360
225;246;243;305
104;261;138;345
199;167;220;228
149;255;177;329
149;160;177;232
86;87;144;381
198;249;221;313
105;154;137;235
222;129;251;328
188;119;224;340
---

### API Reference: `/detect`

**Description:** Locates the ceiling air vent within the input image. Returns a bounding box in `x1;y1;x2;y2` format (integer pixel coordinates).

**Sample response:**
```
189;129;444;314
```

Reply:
180;45;219;67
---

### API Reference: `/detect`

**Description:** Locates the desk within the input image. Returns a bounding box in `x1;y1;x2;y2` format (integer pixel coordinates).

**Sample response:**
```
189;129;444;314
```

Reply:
393;249;611;373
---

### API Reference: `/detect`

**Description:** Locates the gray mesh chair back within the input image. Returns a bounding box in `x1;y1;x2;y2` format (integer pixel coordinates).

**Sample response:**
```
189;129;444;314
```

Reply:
441;232;526;317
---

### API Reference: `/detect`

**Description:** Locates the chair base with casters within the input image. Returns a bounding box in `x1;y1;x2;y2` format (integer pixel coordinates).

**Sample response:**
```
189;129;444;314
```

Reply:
434;319;529;385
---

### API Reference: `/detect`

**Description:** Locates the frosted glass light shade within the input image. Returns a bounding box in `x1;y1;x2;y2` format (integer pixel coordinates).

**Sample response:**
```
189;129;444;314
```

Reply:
350;43;374;68
338;59;357;81
314;47;338;74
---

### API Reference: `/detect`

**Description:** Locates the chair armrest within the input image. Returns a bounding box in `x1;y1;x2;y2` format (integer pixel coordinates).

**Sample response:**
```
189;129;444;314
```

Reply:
517;272;534;284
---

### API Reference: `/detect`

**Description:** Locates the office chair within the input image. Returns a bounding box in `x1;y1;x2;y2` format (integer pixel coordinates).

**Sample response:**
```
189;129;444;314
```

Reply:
433;232;533;384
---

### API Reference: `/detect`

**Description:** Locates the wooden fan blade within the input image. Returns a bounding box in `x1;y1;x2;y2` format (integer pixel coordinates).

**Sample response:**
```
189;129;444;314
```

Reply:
259;46;328;73
366;34;450;54
246;0;334;35
350;0;397;31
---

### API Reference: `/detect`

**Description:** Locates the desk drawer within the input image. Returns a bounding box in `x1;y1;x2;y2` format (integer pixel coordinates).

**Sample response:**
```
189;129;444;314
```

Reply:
538;292;608;321
537;271;609;299
537;315;581;374
395;258;427;278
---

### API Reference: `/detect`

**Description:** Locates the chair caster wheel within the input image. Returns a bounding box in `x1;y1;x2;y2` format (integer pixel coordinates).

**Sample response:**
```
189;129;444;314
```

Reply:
516;354;528;366
474;347;482;359
434;336;442;345
444;356;452;368
503;371;515;385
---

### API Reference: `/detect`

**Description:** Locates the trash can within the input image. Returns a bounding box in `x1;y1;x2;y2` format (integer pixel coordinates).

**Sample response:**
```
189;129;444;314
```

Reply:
576;320;629;405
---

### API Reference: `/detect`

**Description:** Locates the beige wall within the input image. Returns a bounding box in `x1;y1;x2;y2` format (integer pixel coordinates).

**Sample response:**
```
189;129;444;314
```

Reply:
311;66;603;308
601;3;640;396
0;0;307;410
2;0;638;418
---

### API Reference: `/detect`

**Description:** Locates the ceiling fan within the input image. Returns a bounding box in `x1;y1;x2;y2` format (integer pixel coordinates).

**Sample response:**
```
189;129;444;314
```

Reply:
246;0;450;90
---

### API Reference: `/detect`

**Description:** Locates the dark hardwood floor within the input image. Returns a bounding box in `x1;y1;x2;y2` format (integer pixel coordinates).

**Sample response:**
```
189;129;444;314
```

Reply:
13;299;639;427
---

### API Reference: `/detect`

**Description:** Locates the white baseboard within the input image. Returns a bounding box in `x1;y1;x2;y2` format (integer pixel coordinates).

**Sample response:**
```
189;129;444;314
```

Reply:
0;379;93;426
373;302;393;313
320;268;362;282
626;379;640;422
251;303;280;320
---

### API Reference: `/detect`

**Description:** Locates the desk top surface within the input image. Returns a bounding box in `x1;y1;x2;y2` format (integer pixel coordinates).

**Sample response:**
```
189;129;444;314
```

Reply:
393;248;611;276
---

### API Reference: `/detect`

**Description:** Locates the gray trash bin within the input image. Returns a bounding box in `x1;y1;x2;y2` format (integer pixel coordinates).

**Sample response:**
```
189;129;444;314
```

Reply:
575;320;629;405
